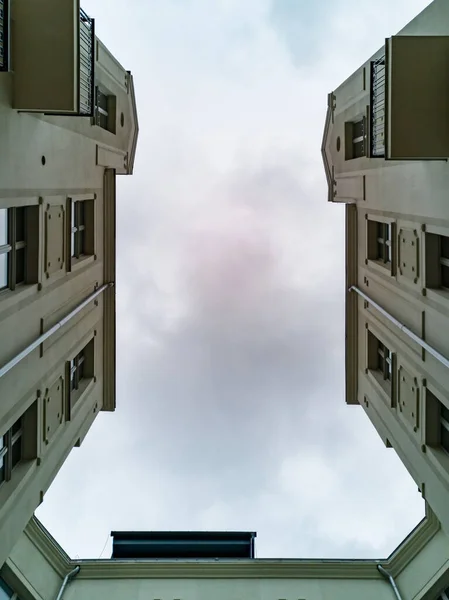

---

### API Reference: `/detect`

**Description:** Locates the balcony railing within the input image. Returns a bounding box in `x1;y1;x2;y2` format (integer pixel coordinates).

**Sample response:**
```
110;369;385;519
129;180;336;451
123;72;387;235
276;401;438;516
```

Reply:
79;8;95;116
0;0;9;72
370;55;386;158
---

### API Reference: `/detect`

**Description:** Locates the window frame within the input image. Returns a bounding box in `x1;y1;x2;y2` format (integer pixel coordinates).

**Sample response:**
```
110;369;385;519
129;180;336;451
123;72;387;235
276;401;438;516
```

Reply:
67;195;95;271
66;338;95;417
425;386;449;457
366;327;395;404
94;86;117;134
0;207;27;292
366;215;396;276
345;117;367;160
0;417;23;488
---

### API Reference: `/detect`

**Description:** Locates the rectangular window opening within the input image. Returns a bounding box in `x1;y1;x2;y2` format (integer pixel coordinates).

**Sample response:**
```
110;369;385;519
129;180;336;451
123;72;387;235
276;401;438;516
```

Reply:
425;233;449;291
94;87;116;134
345;117;367;160
0;206;38;293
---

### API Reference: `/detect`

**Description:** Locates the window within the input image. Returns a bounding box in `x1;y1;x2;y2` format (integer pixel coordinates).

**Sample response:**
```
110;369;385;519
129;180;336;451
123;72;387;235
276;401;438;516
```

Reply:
437;586;449;600
370;55;386;158
345;118;366;160
68;339;95;412
367;219;394;271
71;200;86;259
425;233;449;291
68;198;94;267
0;577;20;600
94;87;116;134
367;331;393;396
0;417;23;488
0;206;39;292
425;389;449;457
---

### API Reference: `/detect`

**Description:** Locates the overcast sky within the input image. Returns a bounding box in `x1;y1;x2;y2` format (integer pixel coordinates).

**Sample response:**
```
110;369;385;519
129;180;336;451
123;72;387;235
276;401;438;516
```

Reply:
37;0;431;560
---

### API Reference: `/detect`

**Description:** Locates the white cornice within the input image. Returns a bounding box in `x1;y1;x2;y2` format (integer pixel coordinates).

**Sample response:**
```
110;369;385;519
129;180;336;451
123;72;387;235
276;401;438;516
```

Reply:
24;508;440;582
24;518;71;578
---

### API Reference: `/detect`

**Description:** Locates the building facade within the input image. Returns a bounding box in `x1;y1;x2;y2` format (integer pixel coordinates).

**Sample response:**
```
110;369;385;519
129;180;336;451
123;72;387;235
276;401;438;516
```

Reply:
0;0;138;568
322;0;449;541
2;1;449;600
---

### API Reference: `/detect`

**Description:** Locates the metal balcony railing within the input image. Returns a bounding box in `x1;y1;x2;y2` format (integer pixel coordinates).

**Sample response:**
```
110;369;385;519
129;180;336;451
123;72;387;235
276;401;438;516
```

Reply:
79;7;95;116
370;55;386;157
0;0;9;72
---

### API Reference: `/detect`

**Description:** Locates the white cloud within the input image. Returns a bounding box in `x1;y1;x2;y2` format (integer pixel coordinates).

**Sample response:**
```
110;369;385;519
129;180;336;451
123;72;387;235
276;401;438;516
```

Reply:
37;0;429;560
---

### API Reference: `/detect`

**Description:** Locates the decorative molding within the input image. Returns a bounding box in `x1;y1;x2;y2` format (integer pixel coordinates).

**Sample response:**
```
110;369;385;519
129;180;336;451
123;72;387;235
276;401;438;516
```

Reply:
23;508;440;582
386;505;440;577
321;92;335;203
126;71;139;175
75;559;382;580
24;518;71;577
102;169;116;412
345;203;358;405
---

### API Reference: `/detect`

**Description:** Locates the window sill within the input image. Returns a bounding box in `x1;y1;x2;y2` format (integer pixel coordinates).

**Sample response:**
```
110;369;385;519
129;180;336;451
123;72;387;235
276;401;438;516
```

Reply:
70;254;96;274
366;369;393;407
69;377;96;420
424;287;449;312
367;259;394;278
425;446;449;485
0;284;39;318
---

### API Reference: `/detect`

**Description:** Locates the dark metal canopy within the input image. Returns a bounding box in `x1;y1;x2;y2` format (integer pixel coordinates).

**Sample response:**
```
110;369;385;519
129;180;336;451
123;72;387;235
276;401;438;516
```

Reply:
111;531;257;560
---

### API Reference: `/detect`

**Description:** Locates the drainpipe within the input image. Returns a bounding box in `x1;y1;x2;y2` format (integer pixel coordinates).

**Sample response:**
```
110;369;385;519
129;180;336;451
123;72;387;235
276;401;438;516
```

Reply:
55;566;80;600
0;282;113;380
378;565;403;600
350;285;449;370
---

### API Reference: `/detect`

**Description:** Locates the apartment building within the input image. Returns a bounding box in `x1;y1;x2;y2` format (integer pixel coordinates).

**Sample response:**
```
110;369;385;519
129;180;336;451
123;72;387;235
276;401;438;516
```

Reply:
3;1;449;600
322;0;449;541
0;0;138;567
1;507;449;600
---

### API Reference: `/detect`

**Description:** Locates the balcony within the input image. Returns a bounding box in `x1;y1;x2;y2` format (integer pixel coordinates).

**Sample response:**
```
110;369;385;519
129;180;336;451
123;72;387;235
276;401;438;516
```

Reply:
13;0;95;115
370;56;386;158
370;36;449;160
0;0;9;72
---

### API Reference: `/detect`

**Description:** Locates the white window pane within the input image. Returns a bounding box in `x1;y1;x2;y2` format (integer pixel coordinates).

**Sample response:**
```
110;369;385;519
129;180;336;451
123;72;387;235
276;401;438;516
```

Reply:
0;253;7;289
0;577;14;599
0;209;7;246
71;232;75;257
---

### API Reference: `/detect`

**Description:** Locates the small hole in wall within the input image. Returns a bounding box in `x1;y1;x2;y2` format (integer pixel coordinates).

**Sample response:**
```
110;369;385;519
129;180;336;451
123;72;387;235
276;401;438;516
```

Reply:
41;155;46;166
120;112;124;127
336;136;341;152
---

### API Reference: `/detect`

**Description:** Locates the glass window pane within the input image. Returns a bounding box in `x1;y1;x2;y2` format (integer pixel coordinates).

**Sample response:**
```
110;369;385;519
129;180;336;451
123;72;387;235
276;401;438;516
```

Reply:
441;423;449;454
78;201;85;227
15;247;25;284
0;577;14;599
442;265;449;289
0;253;7;289
377;241;384;260
11;438;21;469
441;403;449;423
11;417;22;436
0;209;7;246
441;235;449;259
78;230;85;255
15;207;25;242
353;119;364;139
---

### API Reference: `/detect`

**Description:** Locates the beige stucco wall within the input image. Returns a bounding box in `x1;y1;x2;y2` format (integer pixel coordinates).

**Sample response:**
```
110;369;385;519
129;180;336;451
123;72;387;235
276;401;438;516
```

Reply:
323;0;449;542
0;4;137;567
